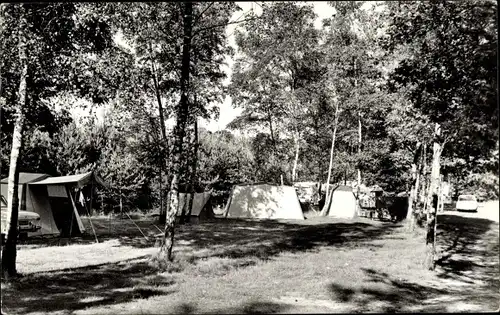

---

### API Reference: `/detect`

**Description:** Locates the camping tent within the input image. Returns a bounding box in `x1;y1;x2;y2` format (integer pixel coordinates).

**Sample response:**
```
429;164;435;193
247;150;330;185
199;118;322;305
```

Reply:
322;185;358;219
1;173;49;211
176;191;214;223
224;184;304;220
30;171;107;236
0;173;61;236
1;171;105;237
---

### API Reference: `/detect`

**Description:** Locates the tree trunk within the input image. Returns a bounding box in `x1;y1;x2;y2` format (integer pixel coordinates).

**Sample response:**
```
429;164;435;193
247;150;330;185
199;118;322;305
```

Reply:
407;142;422;230
180;124;196;224
161;2;193;261
322;101;340;216
353;58;362;190
150;48;169;225
424;123;442;271
409;146;423;231
357;116;362;188
187;118;199;219
420;143;428;208
291;130;300;182
2;13;28;279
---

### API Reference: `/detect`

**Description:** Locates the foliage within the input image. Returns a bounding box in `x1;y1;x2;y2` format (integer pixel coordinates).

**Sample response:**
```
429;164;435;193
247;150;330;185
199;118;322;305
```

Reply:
385;0;498;161
198;129;255;206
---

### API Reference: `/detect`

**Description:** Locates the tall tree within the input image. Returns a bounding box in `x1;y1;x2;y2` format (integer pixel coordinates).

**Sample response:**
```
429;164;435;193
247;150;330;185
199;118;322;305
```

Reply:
0;3;113;278
230;2;324;183
385;0;498;270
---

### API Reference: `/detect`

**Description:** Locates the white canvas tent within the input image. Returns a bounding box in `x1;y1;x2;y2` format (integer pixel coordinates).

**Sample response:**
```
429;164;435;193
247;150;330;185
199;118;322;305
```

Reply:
224;184;304;220
176;191;214;222
322;185;358;219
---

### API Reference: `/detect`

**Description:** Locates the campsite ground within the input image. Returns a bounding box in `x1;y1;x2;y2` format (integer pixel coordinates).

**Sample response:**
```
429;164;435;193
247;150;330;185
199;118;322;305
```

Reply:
2;201;499;314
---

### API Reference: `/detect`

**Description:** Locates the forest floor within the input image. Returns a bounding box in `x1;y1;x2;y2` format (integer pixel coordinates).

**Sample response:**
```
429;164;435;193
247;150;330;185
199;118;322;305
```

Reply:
2;201;499;314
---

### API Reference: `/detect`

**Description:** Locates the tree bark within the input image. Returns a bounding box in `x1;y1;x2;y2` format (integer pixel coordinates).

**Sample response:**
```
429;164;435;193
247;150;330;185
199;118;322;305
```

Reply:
407;141;422;230
162;2;193;261
2;11;28;279
354;58;362;190
420;143;428;208
322;100;340;216
291;129;300;182
424;123;442;271
186;118;199;221
149;44;169;225
357;116;362;188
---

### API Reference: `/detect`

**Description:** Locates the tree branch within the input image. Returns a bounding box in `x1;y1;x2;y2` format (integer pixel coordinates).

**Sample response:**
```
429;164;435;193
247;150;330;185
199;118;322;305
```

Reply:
192;17;260;38
192;2;214;27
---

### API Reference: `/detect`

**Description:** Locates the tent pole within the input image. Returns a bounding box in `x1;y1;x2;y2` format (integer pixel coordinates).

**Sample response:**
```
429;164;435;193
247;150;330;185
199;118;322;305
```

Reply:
78;186;98;243
67;186;75;242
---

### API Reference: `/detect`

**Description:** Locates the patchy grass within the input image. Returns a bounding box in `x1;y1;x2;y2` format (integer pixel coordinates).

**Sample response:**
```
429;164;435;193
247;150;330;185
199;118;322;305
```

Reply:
2;211;499;314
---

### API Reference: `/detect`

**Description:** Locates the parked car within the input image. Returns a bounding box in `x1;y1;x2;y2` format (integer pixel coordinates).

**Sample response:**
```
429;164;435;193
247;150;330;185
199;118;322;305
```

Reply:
456;194;479;212
1;195;42;242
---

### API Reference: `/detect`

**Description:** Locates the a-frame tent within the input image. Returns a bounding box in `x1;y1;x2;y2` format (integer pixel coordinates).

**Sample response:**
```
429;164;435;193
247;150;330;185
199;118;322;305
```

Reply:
176;191;214;223
224;183;305;220
321;185;358;219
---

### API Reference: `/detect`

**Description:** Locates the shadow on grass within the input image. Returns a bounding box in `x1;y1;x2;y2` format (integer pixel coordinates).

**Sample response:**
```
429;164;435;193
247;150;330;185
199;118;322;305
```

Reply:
6;216;407;314
328;268;449;313
174;218;401;262
172;300;291;314
1;259;176;314
324;214;500;313
434;214;499;308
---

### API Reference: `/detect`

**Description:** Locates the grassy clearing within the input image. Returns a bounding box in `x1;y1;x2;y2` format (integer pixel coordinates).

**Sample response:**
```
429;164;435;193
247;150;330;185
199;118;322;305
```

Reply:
2;211;499;314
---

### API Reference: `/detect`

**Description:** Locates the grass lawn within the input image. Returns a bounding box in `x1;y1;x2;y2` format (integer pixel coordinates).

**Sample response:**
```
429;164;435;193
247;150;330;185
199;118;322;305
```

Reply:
1;210;499;314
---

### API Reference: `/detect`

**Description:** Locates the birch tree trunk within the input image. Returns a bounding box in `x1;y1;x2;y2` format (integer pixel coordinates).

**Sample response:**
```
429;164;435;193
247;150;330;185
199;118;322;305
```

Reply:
424;123;442;270
407;142;422;230
322;100;340;216
409;147;423;231
162;1;192;261
2;11;28;279
185;118;199;221
151;59;168;225
357;116;362;188
291;130;300;183
420;143;428;208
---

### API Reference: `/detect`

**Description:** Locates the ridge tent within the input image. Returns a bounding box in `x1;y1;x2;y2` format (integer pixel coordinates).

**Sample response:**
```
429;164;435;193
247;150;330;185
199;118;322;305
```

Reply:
322;185;358;219
224;184;304;220
176;191;214;223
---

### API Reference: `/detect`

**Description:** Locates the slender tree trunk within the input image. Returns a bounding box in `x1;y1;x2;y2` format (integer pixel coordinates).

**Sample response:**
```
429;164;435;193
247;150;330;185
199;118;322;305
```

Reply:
180;124;195;224
353;58;362;190
357;117;362;187
162;2;193;261
291;130;300;183
424;123;442;270
2;13;28;279
119;189;123;213
409;148;424;231
420;143;428;208
322;101;340;216
186;118;199;221
407;142;422;230
150;50;169;225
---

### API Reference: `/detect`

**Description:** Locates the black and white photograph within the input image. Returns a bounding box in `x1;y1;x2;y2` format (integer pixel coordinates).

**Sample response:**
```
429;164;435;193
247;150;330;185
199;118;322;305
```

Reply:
1;1;498;313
